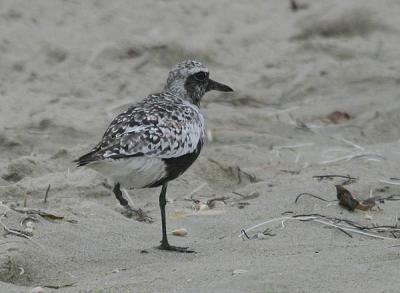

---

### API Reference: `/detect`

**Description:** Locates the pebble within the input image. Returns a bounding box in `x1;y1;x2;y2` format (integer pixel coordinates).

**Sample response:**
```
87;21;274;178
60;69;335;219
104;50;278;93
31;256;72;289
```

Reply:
171;228;188;237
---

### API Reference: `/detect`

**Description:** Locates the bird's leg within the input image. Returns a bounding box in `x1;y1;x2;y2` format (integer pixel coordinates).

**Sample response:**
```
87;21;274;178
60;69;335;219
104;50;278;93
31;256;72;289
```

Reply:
158;183;194;253
113;182;129;206
113;182;153;223
159;183;169;247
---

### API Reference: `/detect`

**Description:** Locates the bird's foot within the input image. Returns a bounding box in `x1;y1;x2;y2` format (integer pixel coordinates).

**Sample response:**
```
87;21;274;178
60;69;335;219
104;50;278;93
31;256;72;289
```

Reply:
120;205;153;223
157;243;195;253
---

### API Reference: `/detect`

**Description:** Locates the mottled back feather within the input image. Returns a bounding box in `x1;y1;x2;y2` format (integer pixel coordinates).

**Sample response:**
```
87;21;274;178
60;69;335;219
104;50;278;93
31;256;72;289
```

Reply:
75;91;204;166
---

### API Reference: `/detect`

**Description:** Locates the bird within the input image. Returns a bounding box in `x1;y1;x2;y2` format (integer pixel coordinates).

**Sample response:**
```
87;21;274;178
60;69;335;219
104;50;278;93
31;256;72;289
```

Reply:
75;60;233;252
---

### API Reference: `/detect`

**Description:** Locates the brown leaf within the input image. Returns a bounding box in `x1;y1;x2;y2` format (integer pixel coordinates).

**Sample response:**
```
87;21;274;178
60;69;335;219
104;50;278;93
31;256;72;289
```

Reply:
335;185;359;211
326;111;351;124
335;185;376;211
357;198;376;211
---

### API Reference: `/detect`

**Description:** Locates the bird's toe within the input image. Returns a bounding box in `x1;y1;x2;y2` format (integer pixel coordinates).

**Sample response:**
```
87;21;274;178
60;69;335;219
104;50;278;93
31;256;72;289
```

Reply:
120;206;153;223
157;243;196;253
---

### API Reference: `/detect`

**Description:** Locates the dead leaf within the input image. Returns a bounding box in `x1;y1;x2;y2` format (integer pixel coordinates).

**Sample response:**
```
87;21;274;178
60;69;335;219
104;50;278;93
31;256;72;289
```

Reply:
326;111;351;124
336;185;359;211
335;185;376;211
357;198;376;211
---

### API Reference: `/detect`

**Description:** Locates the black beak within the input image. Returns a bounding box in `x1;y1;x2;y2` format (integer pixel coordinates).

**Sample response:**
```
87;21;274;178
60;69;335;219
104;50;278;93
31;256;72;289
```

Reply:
206;79;234;92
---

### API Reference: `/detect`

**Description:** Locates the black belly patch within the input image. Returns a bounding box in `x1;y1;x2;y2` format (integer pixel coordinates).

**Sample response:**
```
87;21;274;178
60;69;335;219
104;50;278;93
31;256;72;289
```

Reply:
146;142;202;188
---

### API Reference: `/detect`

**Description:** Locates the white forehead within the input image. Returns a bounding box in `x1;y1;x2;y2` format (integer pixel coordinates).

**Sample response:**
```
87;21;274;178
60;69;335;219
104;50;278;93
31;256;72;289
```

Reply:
172;60;209;76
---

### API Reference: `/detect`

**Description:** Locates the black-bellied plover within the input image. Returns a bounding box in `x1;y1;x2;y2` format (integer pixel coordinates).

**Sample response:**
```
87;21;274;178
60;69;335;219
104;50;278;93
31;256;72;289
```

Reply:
75;60;233;252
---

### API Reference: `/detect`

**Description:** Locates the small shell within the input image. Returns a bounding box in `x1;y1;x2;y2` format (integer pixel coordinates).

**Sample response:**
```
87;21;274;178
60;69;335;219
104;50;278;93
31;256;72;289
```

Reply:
232;269;248;276
25;221;35;229
171;228;188;237
31;287;46;293
199;203;210;211
192;202;209;211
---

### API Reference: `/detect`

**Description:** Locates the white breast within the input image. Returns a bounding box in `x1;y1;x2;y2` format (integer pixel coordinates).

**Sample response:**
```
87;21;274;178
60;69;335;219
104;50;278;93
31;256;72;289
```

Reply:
88;157;167;189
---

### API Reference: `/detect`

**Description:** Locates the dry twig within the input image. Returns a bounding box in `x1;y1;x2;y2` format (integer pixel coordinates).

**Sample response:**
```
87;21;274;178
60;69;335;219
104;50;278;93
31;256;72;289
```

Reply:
11;207;64;220
313;174;357;185
240;214;400;241
44;184;51;203
295;192;333;203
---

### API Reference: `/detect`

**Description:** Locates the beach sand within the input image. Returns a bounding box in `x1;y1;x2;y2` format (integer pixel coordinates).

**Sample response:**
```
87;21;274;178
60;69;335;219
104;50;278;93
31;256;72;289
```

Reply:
1;0;400;292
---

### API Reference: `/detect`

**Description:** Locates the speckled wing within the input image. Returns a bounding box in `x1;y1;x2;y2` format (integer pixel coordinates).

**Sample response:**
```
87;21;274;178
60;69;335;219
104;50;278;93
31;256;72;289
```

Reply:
76;94;204;166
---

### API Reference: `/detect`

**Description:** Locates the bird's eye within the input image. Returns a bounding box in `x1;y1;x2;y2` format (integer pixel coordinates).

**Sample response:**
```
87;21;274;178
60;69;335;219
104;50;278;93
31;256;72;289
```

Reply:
193;72;208;81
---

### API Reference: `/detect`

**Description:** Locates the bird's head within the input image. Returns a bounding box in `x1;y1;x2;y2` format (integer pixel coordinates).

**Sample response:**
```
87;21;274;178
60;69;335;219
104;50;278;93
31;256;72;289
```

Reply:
163;60;233;106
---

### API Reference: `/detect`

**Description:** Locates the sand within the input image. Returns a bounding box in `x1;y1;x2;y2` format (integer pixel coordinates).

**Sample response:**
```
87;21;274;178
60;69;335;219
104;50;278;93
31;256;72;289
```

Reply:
1;0;400;292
